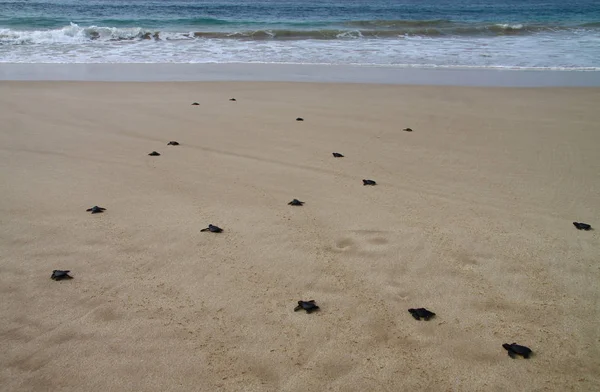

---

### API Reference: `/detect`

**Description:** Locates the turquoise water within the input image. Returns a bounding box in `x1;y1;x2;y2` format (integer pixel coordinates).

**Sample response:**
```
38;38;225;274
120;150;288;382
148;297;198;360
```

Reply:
1;0;599;68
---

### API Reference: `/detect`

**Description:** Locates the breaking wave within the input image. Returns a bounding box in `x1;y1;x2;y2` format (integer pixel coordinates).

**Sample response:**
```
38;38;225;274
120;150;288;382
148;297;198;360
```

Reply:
1;20;597;45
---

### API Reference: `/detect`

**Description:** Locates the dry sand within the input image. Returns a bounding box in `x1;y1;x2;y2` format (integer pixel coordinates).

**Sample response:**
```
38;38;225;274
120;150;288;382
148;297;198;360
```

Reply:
0;81;599;391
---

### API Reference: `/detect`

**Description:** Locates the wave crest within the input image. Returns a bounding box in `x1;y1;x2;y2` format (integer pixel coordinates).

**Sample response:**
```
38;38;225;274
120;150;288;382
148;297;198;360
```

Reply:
0;21;596;45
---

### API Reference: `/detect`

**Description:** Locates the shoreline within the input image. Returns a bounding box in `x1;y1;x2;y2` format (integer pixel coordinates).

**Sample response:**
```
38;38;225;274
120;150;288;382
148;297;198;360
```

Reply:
2;63;600;86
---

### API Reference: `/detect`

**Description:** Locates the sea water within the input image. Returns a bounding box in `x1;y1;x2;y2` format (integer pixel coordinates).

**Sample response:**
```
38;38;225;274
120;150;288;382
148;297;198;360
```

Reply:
0;0;599;69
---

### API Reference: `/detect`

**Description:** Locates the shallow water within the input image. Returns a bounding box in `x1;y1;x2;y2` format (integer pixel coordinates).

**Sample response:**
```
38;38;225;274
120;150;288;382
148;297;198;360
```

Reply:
1;0;599;69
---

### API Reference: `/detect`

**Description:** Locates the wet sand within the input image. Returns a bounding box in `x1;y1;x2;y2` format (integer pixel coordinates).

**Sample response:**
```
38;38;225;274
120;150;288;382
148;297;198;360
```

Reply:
2;63;600;86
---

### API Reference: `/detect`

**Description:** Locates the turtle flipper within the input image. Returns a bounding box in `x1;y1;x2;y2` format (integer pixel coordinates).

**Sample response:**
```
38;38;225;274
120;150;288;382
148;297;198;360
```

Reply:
507;350;516;359
294;305;302;312
423;311;436;320
408;309;420;320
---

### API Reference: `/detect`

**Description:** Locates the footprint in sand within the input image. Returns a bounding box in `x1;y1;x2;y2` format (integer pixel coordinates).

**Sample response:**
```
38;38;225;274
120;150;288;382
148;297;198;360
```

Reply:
334;238;354;251
331;231;390;255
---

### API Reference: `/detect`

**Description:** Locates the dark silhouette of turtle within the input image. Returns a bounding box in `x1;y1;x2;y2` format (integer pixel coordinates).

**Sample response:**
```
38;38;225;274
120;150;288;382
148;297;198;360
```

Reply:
51;270;73;281
296;117;304;121
363;179;377;186
86;206;106;214
408;308;436;320
403;128;413;132
201;224;223;233
229;98;236;101
288;199;304;206
191;102;199;106
148;151;161;156
294;300;319;313
573;222;592;231
167;141;180;146
503;343;532;359
332;152;344;158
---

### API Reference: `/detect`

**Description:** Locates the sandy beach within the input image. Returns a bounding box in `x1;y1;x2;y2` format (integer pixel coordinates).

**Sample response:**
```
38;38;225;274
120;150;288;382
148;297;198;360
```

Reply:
0;81;599;391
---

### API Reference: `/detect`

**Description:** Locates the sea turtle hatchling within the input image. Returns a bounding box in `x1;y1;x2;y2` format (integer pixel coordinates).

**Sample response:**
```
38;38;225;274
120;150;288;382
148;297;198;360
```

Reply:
288;199;304;206
201;224;223;233
332;152;344;158
573;222;592;231
296;117;304;121
294;300;319;313
408;308;436;321
167;141;180;146
502;343;532;359
148;151;161;156
191;102;200;106
86;206;106;214
363;179;377;186
51;270;73;281
403;128;413;132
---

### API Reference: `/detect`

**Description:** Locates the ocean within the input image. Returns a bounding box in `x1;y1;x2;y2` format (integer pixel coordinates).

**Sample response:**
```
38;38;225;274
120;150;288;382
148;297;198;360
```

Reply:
1;0;599;70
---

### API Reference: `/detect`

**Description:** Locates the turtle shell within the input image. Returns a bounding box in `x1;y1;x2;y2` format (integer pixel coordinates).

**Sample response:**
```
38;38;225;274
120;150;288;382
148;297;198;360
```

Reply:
288;199;304;206
573;222;592;231
201;224;223;233
408;308;436;320
294;300;319;313
86;206;106;214
503;343;532;358
51;270;73;280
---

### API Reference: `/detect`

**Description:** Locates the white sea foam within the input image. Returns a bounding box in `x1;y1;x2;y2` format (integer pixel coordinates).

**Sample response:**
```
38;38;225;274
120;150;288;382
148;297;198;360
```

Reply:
0;23;186;45
495;24;524;30
0;24;599;70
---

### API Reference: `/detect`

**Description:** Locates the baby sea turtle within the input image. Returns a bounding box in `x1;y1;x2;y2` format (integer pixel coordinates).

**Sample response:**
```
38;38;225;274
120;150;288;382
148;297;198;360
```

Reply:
294;300;319;313
148;151;161;156
51;270;73;281
296;117;304;121
408;308;436;321
201;224;223;233
167;141;180;146
332;152;344;158
403;128;413;132
229;98;236;101
86;206;106;214
288;199;304;206
573;222;592;231
503;343;532;359
363;179;377;186
191;102;199;106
